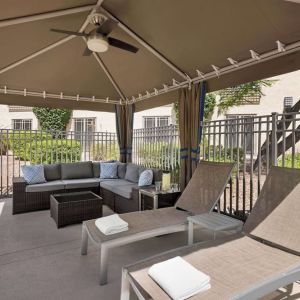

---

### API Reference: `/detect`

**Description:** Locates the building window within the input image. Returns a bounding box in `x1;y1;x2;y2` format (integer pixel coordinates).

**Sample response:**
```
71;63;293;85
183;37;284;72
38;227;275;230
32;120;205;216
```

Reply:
73;118;95;140
284;97;293;110
157;116;169;127
9;106;32;112
12;119;32;130
143;116;170;128
144;117;155;128
226;114;256;154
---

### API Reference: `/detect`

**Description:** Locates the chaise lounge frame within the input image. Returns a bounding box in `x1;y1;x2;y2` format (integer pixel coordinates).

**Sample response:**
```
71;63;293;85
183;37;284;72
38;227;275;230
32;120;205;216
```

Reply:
121;166;300;300
81;161;235;285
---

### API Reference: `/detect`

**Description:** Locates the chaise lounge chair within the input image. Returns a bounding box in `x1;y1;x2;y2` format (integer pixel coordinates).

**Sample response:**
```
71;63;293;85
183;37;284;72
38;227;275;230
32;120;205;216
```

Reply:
81;161;235;285
121;166;300;300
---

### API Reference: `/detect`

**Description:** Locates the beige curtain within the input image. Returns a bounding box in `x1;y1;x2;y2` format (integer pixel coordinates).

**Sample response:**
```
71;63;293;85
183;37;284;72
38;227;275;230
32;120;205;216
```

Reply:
115;104;135;163
179;82;206;189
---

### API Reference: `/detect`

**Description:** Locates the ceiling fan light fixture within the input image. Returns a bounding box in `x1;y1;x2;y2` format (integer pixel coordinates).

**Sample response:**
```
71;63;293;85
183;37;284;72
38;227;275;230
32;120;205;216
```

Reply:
87;35;108;52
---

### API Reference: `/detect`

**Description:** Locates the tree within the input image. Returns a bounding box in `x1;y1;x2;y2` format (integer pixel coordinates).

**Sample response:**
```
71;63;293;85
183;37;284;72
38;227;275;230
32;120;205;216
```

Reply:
173;79;273;123
217;80;274;115
203;92;217;121
33;107;72;132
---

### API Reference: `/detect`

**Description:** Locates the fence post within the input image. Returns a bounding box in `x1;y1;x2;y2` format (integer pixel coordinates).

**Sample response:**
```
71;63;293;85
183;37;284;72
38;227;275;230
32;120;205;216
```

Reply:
271;112;278;166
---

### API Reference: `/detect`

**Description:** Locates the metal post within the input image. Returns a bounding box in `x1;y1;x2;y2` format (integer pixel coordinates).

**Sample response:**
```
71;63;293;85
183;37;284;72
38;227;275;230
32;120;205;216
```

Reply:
271;112;278;166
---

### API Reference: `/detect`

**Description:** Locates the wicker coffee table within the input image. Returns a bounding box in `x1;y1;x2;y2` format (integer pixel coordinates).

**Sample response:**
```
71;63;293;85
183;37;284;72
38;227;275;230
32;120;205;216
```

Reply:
50;191;102;228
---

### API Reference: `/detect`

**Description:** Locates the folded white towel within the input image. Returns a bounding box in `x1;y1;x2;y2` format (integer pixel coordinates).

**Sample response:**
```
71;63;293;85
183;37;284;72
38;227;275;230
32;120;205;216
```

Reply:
95;214;128;235
148;256;210;300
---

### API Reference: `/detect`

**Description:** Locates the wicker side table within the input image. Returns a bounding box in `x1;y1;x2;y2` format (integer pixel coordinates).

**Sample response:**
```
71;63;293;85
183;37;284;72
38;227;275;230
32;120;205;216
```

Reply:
50;191;102;228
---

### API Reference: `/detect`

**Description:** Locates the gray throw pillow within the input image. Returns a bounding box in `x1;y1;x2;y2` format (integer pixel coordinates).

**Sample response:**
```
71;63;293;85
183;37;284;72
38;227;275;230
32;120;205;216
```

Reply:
117;162;127;178
44;164;61;181
61;161;93;180
138;169;153;187
125;163;139;183
100;162;118;179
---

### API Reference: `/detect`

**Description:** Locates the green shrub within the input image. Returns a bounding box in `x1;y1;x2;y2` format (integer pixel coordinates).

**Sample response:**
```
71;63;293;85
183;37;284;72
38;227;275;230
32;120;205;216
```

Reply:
90;142;119;161
33;108;72;132
203;145;244;164
0;132;9;155
30;140;81;164
8;131;52;160
137;142;180;169
278;153;300;169
8;130;81;164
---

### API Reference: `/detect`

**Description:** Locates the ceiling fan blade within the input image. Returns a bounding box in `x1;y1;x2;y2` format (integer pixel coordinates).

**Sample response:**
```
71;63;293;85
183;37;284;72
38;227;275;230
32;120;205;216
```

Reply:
50;28;87;37
96;19;118;35
108;37;139;53
83;47;93;56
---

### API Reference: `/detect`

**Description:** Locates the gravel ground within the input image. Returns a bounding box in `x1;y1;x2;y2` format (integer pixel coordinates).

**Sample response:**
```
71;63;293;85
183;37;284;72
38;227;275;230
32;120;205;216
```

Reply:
220;171;267;218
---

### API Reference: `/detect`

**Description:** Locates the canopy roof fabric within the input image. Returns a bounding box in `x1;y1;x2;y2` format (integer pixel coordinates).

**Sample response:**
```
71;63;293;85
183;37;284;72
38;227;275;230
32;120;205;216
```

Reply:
0;0;300;112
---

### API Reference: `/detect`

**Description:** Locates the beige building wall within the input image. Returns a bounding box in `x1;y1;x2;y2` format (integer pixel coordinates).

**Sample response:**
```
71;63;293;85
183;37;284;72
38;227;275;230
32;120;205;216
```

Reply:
0;104;175;131
0;105;38;129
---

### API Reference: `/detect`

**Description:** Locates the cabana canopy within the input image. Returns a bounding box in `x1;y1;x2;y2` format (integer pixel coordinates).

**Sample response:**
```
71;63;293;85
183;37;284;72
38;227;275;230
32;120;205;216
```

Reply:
0;0;300;112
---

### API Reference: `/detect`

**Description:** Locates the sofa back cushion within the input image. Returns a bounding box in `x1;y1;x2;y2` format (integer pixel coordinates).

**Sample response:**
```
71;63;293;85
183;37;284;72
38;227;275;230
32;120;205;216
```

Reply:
92;162;100;178
152;168;163;183
44;163;61;181
61;161;93;180
125;163;140;183
117;162;127;179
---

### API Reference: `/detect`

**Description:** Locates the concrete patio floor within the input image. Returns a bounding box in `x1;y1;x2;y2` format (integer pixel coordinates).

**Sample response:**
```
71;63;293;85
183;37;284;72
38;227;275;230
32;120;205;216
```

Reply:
0;198;299;300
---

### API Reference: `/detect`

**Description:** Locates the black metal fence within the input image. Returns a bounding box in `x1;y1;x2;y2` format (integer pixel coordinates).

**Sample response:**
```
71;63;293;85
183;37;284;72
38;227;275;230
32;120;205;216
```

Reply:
132;125;180;182
201;112;300;220
1;112;299;217
0;130;119;196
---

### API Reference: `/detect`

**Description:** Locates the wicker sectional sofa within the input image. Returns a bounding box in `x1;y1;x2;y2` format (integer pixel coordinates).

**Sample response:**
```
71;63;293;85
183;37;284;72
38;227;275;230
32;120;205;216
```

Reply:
12;161;162;215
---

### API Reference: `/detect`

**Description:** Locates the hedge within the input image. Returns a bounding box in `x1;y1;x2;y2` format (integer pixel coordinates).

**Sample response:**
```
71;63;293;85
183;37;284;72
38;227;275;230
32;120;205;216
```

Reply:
91;142;119;161
7;131;81;164
278;153;300;169
29;140;81;164
8;131;52;161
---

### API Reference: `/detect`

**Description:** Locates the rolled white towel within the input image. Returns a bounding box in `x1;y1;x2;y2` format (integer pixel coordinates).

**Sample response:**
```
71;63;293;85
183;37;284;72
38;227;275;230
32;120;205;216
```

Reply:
95;214;128;235
148;256;210;300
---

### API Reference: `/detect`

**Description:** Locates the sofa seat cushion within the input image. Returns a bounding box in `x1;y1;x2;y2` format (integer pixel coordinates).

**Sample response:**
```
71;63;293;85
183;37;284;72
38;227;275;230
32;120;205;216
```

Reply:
62;178;100;189
26;180;65;193
100;179;136;199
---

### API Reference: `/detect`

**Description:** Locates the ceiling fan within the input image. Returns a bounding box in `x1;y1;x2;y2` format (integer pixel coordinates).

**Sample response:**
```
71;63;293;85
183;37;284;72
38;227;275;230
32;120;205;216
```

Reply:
50;13;139;55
